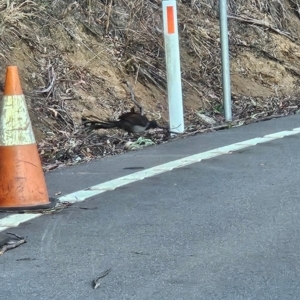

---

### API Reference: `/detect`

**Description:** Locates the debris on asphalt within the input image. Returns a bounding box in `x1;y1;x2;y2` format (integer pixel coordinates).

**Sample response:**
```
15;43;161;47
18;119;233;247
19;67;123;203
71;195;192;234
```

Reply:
78;206;98;210
2;201;72;215
0;233;26;256
93;268;111;290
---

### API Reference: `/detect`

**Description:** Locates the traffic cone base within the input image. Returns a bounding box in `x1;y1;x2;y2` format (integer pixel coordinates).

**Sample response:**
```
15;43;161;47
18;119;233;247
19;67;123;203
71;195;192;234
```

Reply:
0;66;56;211
0;198;57;211
0;144;56;210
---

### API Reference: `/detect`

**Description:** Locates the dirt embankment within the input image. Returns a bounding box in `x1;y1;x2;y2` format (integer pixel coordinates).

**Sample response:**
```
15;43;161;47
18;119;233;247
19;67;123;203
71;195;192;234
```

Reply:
0;0;300;168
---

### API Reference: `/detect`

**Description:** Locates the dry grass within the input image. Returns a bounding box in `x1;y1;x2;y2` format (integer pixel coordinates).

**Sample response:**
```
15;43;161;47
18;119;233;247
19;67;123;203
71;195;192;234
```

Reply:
0;0;300;169
0;1;39;43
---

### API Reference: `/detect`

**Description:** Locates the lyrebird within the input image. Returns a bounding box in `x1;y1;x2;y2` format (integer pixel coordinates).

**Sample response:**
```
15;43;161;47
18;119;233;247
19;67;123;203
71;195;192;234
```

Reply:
82;107;166;134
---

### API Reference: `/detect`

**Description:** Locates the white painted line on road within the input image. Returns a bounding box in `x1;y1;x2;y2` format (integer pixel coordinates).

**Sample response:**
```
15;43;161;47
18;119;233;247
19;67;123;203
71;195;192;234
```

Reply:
0;213;41;232
0;127;300;232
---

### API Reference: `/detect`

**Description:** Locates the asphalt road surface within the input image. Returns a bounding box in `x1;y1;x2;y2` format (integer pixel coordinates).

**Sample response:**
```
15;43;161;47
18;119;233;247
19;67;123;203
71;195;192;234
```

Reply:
1;114;300;300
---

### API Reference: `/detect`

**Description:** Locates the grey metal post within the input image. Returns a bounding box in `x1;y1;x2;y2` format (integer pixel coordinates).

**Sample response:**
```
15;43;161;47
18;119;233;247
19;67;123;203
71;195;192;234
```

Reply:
219;0;232;121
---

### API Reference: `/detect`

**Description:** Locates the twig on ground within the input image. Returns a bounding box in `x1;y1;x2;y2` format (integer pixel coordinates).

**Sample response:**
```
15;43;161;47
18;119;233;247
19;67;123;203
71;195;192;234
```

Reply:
106;0;113;34
35;66;56;94
123;80;144;115
228;15;295;41
93;268;111;289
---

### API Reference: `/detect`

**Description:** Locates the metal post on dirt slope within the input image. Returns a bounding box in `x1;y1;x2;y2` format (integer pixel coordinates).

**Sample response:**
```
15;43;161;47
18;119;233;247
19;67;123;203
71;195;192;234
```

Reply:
162;0;184;133
219;0;232;121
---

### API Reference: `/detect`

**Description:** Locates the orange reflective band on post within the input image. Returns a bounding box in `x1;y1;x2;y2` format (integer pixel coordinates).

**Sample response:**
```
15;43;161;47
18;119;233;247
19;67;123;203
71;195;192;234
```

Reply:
166;6;175;34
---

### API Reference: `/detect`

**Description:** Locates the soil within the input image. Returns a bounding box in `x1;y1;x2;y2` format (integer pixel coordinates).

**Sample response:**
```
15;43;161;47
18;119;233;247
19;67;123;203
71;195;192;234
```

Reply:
0;0;300;169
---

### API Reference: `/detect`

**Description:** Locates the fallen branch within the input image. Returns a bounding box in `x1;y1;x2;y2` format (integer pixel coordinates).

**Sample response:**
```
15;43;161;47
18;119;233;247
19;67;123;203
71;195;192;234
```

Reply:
35;66;56;94
184;113;287;137
106;0;113;34
184;124;230;137
228;15;295;41
123;80;144;115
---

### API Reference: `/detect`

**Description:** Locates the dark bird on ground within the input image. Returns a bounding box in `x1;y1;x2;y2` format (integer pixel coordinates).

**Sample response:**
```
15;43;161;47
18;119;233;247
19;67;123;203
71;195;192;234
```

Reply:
82;107;165;134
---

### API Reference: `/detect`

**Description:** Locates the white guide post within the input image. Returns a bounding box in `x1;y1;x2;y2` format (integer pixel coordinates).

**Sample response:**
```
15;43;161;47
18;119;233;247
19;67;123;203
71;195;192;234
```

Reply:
162;0;184;133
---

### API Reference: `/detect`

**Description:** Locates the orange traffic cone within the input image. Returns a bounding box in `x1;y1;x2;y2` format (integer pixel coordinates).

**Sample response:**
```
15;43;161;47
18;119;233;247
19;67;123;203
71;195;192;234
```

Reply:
0;66;56;211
